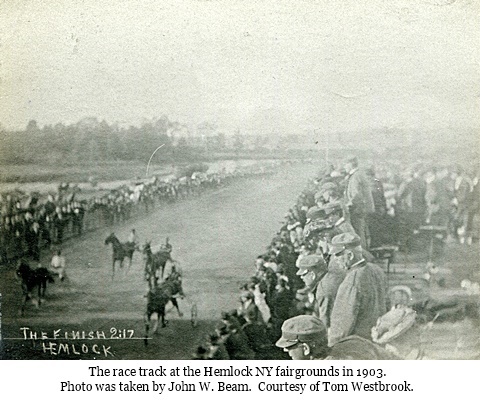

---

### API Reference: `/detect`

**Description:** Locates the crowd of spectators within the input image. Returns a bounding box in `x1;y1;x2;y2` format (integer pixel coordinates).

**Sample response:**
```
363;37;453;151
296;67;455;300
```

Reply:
193;157;480;359
0;163;280;265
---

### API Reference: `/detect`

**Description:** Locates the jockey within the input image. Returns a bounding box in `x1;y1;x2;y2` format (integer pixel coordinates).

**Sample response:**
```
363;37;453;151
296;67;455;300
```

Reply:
50;249;66;281
168;262;182;279
167;262;184;298
162;236;172;253
127;228;139;251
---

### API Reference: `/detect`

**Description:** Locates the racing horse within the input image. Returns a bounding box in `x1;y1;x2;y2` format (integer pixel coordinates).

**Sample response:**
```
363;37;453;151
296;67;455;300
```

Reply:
144;270;184;343
104;233;136;279
142;240;172;287
16;261;55;315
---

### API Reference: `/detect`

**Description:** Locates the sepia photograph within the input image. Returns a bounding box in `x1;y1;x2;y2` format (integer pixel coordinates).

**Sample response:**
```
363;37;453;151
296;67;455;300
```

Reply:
0;0;479;361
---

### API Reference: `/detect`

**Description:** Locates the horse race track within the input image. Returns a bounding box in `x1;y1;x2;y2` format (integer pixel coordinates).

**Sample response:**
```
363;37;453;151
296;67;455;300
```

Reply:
0;163;318;359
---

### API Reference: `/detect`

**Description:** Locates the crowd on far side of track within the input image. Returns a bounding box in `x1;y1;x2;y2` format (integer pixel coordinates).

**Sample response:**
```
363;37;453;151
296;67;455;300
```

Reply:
0;162;283;265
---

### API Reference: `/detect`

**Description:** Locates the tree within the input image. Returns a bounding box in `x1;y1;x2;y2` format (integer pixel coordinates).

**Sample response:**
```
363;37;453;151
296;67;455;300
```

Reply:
233;129;244;153
26;119;40;133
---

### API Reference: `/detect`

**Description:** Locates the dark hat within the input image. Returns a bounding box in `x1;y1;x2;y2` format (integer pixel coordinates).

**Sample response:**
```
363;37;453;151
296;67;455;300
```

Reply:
296;254;327;276
306;206;327;221
193;345;209;358
221;310;239;321
322;201;343;216
222;311;242;330
209;333;220;344
275;315;327;348
319;182;337;192
329;232;361;255
303;217;335;239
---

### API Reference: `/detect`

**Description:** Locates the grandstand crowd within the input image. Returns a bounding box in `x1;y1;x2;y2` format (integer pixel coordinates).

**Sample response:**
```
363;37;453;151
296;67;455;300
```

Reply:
193;156;480;360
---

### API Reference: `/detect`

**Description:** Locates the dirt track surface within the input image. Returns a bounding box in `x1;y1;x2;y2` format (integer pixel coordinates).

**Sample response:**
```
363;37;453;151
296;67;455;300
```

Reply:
0;164;318;359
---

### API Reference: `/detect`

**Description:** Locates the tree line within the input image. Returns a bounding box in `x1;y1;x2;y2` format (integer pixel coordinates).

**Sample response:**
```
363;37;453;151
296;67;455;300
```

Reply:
0;116;204;164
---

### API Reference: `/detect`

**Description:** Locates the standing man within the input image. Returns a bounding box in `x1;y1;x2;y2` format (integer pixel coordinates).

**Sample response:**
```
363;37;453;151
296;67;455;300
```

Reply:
50;249;66;281
343;156;375;250
465;169;479;245
314;255;347;329
328;232;387;345
26;220;41;261
397;166;427;249
451;165;472;243
295;255;328;315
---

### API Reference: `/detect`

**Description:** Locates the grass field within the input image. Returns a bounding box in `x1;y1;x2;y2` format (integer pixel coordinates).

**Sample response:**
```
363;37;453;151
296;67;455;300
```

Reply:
0;161;174;184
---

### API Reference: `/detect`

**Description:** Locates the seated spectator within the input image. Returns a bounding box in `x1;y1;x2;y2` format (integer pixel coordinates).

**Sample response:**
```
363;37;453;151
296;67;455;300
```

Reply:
192;345;210;360
220;313;255;360
242;306;275;359
207;333;230;360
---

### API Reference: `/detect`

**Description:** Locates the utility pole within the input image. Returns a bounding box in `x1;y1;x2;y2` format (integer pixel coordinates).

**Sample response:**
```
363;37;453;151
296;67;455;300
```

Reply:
314;128;329;166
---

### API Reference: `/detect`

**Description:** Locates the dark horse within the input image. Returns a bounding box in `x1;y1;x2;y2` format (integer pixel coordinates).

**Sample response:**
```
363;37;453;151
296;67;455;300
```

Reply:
105;233;136;279
142;241;172;288
144;270;184;343
16;261;55;315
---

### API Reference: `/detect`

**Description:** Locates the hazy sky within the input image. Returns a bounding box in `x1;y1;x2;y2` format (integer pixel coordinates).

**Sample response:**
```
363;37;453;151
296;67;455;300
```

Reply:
0;0;479;134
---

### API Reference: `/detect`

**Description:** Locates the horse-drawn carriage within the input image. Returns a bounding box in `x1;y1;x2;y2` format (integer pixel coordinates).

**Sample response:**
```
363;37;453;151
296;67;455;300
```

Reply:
143;267;198;344
372;288;480;360
104;232;137;279
370;227;480;359
142;240;172;287
104;233;197;339
140;239;198;343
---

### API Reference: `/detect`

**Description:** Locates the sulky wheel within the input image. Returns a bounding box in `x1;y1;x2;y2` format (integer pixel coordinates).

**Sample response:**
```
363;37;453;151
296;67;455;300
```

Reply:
191;303;198;328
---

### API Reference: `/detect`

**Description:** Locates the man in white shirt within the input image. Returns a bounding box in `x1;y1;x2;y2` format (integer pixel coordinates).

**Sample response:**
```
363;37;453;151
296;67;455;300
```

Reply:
50;249;66;281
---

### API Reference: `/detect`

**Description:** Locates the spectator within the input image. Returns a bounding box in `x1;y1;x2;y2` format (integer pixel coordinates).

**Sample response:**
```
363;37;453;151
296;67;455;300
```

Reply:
328;232;387;345
451;165;473;243
343;156;375;249
294;254;328;315
207;333;230;360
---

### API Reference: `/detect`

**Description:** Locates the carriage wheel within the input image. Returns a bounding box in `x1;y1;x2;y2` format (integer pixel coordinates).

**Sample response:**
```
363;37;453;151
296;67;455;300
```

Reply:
191;303;198;328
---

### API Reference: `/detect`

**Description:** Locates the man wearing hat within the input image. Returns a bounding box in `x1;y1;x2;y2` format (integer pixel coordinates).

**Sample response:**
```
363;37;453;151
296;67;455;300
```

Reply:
295;251;344;331
314;255;347;329
300;206;352;328
316;201;354;237
302;207;332;249
328;232;387;346
315;182;342;207
276;315;398;360
304;201;352;261
295;254;328;315
320;203;376;262
343;156;375;249
207;333;230;360
220;313;255;360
